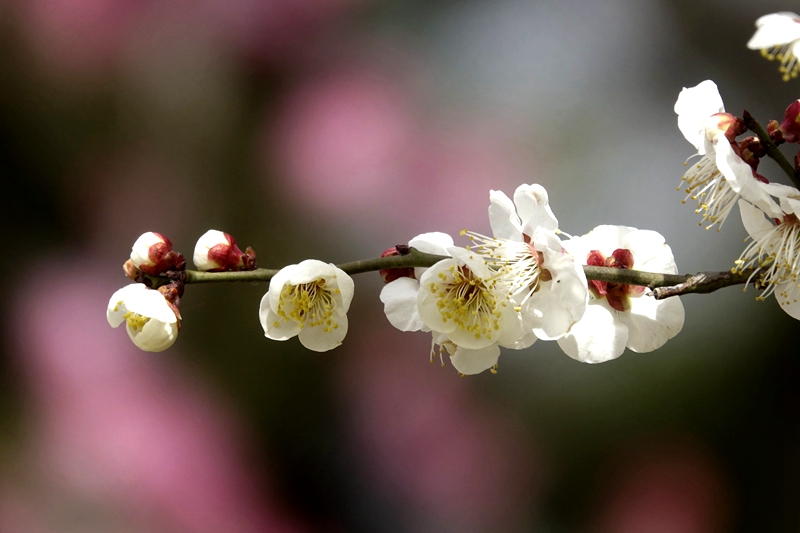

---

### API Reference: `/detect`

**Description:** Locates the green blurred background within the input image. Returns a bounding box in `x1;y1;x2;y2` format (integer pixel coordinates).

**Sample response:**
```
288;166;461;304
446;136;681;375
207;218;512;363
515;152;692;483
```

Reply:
0;0;798;531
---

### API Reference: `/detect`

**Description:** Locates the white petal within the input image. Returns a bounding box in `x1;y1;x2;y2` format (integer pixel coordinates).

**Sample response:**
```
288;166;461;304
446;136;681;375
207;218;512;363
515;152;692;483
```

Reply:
417;260;459;335
128;319;178;352
409;232;453;279
380;278;425;332
298;314;348;352
713;138;782;218
513;184;559;234
777;280;800;320
618;295;685;353
620;230;678;274
286;259;336;285
738;199;775;242
193;229;228;270
674;80;724;152
488;189;523;241
331;266;355;312
557;301;628;363
267;263;296;313
447;247;493;279
107;284;147;327
747;12;800;49
409;232;454;254
260;295;301;341
449;344;501;375
759;181;800;215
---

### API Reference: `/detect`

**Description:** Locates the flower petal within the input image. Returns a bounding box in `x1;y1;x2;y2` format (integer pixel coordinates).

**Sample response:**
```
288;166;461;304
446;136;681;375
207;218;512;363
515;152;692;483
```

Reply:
488;189;523;241
747;12;800;49
380;277;425;332
449;343;501;375
557;301;628;363
674;80;724;153
298;315;348;352
738;199;775;242
513;184;558;235
618;295;685;353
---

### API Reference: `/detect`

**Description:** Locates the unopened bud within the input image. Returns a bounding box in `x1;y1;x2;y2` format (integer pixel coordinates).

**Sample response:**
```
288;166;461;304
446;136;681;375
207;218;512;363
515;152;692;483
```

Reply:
379;246;415;284
767;120;785;145
130;232;175;275
123;259;143;282
705;113;745;142
193;230;257;272
738;136;765;170
780;100;800;143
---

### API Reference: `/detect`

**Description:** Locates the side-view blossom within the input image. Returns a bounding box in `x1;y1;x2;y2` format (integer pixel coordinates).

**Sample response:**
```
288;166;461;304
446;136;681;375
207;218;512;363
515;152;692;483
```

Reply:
557;226;685;363
674;80;780;230
472;184;588;341
130;232;176;275
107;283;180;352
747;12;800;81
735;189;800;320
193;229;257;271
260;259;354;352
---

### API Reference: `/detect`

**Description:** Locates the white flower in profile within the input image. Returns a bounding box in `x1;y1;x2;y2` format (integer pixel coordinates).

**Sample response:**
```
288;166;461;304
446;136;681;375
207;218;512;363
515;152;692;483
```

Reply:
735;188;800;319
674;80;780;230
107;284;180;352
747;12;800;81
260;259;354;352
467;184;588;341
556;226;685;363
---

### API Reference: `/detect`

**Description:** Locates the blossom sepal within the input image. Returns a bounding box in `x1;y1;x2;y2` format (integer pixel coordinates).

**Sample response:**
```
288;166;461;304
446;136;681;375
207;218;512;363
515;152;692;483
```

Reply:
379;246;415;284
259;259;355;352
193;230;257;272
107;283;181;352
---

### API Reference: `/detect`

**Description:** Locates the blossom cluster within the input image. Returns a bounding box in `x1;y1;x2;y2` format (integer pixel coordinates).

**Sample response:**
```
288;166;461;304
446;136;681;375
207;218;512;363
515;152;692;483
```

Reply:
104;11;800;377
379;186;685;374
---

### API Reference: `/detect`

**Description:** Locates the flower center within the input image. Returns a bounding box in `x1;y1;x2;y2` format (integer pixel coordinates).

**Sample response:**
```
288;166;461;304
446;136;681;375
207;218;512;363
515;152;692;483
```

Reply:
123;311;150;332
430;264;502;341
678;154;738;231
734;214;800;306
276;279;340;332
587;248;644;312
461;230;551;305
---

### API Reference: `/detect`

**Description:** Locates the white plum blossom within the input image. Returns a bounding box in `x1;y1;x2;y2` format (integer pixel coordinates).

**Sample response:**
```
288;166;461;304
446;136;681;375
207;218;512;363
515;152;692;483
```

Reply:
260;259;354;352
381;232;518;375
557;226;685;363
107;284;180;352
735;189;800;319
130;232;173;275
747;12;800;81
193;229;249;271
467;184;588;341
674;80;780;230
416;247;529;375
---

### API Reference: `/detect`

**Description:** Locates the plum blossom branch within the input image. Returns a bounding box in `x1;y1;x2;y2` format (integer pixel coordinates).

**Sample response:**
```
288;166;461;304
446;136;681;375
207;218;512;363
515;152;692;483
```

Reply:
144;247;758;299
743;109;800;189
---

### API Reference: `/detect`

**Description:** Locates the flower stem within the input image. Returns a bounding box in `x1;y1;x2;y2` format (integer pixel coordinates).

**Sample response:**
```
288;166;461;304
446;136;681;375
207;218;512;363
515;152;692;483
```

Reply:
145;248;759;299
743;109;800;189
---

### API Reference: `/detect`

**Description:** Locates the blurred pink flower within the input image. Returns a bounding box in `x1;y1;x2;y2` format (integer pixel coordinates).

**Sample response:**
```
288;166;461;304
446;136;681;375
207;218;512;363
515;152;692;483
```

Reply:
336;326;538;529
264;68;531;237
6;260;304;533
